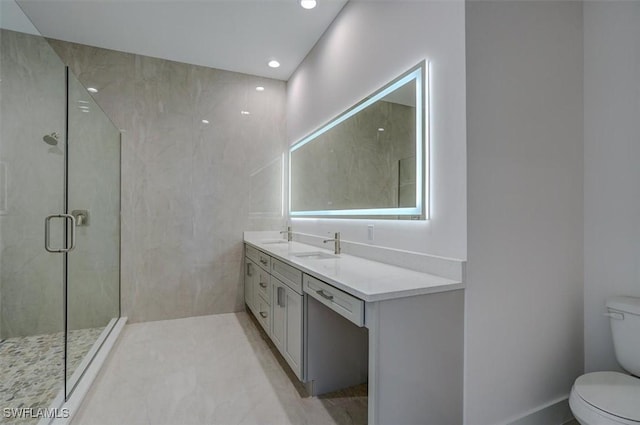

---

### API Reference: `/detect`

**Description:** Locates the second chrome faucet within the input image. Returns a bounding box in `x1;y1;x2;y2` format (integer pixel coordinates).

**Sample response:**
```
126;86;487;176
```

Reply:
323;232;341;255
280;226;293;242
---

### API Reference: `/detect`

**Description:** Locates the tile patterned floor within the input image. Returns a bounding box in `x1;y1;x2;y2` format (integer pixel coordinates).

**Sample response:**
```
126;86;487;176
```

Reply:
0;327;105;425
71;312;367;425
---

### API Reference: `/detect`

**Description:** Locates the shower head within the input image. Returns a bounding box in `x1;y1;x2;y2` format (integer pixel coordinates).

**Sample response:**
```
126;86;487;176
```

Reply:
43;132;59;146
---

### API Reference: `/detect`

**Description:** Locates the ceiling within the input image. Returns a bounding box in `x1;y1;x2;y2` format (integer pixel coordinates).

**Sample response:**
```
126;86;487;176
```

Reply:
0;0;39;35
16;0;348;81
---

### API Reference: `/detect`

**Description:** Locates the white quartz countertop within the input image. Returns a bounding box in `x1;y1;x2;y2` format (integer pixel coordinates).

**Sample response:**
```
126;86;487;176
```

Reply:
244;234;464;302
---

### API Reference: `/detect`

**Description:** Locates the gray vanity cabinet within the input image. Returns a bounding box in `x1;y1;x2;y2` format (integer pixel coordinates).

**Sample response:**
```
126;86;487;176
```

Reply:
244;235;466;425
244;244;304;380
245;245;272;335
271;278;303;379
270;258;304;379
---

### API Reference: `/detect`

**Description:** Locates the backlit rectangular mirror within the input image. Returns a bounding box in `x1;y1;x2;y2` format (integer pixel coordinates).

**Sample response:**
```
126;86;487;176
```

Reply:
289;61;427;219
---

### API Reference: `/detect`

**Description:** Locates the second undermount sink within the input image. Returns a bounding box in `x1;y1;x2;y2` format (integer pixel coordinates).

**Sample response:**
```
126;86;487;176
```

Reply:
292;251;339;260
259;239;289;245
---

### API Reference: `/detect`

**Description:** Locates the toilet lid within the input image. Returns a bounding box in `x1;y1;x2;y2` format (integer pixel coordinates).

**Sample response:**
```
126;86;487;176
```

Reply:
574;372;640;421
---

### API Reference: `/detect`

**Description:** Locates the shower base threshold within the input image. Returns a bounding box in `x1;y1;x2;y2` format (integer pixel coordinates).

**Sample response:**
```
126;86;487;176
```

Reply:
41;317;127;425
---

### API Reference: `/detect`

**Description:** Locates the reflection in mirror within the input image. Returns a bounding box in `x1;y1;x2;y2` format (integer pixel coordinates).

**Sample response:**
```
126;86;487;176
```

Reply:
289;62;427;219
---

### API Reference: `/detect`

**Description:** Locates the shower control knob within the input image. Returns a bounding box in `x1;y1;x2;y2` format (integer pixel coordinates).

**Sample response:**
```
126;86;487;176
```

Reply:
71;210;89;227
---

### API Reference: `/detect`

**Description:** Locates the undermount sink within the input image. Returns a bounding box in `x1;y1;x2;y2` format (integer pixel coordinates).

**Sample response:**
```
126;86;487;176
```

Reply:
259;239;289;245
292;251;339;260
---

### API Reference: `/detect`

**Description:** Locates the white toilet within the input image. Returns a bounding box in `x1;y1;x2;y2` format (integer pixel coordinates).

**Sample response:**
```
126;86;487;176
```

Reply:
569;296;640;424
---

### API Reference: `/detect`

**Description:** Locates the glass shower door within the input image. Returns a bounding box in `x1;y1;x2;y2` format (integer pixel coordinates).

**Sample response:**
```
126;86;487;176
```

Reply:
0;19;67;417
1;3;121;417
65;72;121;395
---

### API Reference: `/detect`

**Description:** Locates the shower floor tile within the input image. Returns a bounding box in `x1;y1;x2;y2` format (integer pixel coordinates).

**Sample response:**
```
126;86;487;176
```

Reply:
0;327;104;425
72;312;367;425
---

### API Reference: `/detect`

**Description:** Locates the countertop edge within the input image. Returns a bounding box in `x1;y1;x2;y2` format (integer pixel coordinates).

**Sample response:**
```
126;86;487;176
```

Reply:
244;239;465;303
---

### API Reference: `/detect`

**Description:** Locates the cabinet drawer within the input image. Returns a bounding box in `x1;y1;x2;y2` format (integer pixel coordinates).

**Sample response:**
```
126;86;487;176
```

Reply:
303;274;364;327
245;245;260;263
245;245;271;271
271;258;303;295
255;294;271;335
255;268;271;304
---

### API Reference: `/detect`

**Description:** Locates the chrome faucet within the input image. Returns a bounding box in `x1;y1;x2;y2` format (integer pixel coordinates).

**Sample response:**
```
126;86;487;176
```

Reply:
323;232;341;255
280;225;293;242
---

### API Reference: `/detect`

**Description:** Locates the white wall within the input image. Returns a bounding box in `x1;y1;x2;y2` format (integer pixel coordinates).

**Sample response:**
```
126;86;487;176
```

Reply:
465;2;584;424
0;0;39;35
286;0;467;260
583;1;640;373
289;2;586;423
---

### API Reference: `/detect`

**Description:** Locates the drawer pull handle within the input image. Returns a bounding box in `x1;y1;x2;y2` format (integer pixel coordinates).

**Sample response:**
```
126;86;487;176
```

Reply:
260;259;268;265
259;311;268;319
316;289;334;301
246;262;253;276
259;282;267;288
277;286;285;307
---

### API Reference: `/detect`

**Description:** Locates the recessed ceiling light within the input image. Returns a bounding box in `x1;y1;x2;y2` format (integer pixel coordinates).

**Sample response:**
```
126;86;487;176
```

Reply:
378;128;385;132
82;110;90;113
299;0;317;9
256;86;265;92
77;100;89;104
78;106;89;110
268;60;280;68
87;87;98;93
241;111;251;115
202;119;209;124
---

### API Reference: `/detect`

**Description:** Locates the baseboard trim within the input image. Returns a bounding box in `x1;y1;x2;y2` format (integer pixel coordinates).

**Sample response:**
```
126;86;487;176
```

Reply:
499;395;574;425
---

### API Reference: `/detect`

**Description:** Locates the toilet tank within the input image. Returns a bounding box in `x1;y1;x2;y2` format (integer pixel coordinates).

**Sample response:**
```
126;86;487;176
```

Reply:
607;296;640;377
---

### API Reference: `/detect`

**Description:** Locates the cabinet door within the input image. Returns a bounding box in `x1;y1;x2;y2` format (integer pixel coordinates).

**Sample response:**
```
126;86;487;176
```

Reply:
244;259;256;312
271;278;303;379
283;286;303;378
271;280;285;352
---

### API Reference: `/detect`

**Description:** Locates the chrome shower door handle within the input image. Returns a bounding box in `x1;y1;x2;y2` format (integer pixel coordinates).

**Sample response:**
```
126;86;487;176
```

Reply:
45;214;76;253
67;214;76;251
45;214;61;253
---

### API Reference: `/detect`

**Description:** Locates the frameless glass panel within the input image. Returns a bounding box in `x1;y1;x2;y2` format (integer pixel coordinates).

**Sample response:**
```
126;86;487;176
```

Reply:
65;72;120;394
0;2;67;420
250;156;284;217
289;63;426;219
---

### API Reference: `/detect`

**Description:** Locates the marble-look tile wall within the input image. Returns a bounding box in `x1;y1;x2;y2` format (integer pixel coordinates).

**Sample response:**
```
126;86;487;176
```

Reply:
0;29;67;338
1;29;121;338
291;100;415;212
48;40;287;323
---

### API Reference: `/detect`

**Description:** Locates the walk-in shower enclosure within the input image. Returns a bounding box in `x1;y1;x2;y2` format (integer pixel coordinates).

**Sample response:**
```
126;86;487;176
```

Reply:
0;2;121;422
